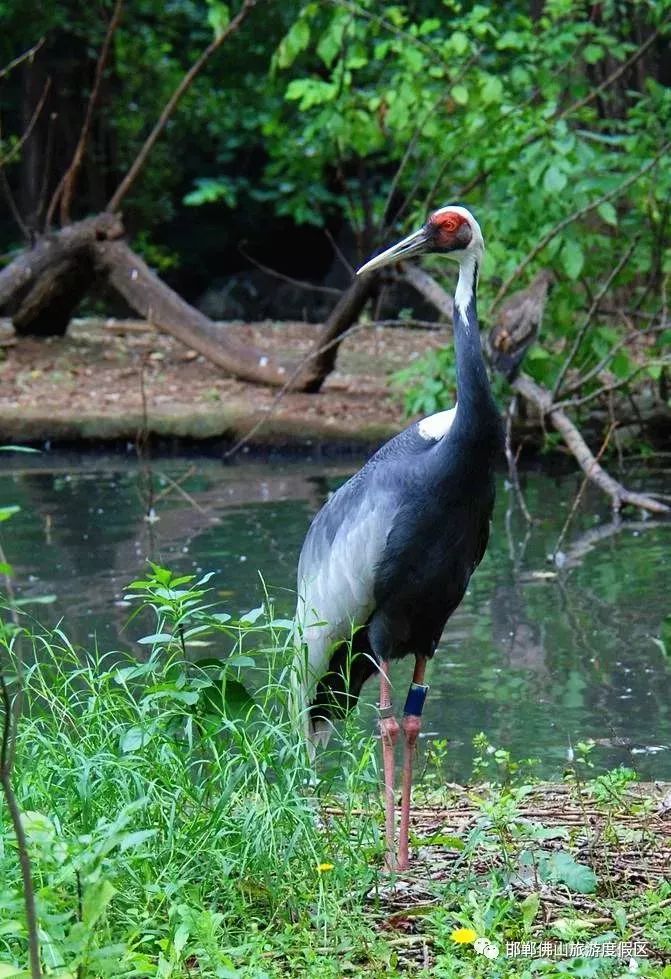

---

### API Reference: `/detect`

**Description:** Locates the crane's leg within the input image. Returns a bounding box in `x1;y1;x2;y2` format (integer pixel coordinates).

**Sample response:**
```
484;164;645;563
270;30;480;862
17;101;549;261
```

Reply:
378;661;399;872
398;656;429;871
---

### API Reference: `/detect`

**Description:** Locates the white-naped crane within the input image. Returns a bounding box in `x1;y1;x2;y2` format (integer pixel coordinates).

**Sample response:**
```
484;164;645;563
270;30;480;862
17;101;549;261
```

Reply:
293;205;503;871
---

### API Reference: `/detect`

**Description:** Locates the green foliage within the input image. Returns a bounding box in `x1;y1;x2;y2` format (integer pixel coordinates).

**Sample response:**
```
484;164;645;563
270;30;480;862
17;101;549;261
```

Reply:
0;565;384;977
391;346;456;416
1;565;671;975
268;0;671;415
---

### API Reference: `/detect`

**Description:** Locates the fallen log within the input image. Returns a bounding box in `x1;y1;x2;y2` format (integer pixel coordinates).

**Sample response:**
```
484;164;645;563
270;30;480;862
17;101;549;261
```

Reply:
0;213;373;389
512;375;668;515
0;214;123;336
94;237;294;387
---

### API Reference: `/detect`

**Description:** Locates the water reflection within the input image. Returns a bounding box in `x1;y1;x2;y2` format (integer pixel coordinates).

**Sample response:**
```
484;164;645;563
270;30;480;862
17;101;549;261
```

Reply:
1;450;669;782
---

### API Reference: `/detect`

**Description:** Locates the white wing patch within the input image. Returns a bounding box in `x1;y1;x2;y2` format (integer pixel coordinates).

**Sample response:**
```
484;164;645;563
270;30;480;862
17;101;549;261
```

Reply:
418;405;457;441
293;490;395;735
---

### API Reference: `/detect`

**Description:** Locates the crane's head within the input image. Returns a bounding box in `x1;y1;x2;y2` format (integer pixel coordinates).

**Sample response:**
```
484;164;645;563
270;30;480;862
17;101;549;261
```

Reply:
356;205;484;276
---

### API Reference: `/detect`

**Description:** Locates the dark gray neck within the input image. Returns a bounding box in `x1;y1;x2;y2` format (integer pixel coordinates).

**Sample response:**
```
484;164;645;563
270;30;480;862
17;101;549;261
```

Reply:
453;258;498;427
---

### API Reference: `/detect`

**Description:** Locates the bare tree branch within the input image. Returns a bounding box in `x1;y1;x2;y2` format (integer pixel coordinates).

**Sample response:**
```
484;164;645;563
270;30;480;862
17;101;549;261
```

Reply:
551;238;638;400
0;78;51;168
563;317;668;397
512;373;668;514
238;243;341;297
552;421;617;559
401;263;453;322
46;0;124;228
0;38;45;81
107;0;256;213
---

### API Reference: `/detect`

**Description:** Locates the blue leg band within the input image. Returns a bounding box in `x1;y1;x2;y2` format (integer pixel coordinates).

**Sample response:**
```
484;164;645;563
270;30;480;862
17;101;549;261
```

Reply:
403;683;429;717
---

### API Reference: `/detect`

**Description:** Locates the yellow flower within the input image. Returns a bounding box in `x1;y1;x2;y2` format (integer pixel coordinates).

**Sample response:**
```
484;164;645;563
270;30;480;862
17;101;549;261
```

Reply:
450;927;478;944
316;862;335;873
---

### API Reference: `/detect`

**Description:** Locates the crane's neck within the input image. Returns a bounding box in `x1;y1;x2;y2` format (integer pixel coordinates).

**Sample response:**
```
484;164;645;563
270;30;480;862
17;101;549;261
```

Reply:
453;255;498;429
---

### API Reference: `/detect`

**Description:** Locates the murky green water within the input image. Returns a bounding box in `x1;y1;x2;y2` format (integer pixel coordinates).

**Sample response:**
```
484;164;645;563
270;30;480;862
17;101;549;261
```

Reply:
1;449;670;782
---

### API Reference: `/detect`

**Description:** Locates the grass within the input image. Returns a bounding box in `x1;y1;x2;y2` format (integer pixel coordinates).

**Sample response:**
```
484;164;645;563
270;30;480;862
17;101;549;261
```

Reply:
0;565;670;978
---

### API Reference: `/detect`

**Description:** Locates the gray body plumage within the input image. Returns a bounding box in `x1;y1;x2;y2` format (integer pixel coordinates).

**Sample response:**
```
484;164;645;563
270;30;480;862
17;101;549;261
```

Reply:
294;210;503;748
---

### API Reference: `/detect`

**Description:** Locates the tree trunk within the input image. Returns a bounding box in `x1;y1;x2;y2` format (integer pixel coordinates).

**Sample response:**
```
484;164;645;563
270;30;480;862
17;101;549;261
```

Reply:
12;254;95;337
0;213;123;326
94;237;296;387
297;275;375;392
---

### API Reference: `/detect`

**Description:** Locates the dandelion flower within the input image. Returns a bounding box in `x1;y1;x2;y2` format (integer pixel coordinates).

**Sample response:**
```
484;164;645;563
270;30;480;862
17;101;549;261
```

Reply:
316;862;335;873
450;927;477;944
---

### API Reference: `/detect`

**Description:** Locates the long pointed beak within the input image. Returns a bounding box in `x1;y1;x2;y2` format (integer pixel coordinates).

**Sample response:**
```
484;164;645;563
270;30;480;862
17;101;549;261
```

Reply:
356;226;429;276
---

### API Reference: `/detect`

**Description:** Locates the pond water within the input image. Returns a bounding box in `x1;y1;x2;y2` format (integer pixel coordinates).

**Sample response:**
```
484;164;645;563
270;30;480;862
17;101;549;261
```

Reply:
1;449;670;783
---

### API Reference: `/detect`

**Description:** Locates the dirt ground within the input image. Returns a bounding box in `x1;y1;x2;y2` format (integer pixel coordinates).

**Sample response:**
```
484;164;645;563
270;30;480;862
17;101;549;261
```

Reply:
0;318;447;447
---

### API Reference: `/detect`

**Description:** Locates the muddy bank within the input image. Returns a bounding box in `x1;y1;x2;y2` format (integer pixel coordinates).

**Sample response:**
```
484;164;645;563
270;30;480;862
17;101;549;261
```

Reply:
0;318;440;449
0;317;668;453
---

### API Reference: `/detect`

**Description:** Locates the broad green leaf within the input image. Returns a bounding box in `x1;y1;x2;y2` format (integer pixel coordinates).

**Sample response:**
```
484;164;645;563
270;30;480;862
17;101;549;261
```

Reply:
118;829;158;852
597;202;618;226
206;1;229;40
561;239;585;280
173;923;190;955
202;677;257;721
544;850;598;894
276;18;310;69
83;879;117;927
543;164;567;193
239;605;264;624
520;892;540;929
481;75;503;104
0;506;20;523
583;43;604;64
451;31;469;55
137;632;175;645
423;833;465;850
451;84;469;106
120;726;152;753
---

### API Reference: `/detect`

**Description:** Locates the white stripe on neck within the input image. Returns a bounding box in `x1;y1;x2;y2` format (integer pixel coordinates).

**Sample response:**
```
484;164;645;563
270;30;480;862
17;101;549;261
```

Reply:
455;253;477;321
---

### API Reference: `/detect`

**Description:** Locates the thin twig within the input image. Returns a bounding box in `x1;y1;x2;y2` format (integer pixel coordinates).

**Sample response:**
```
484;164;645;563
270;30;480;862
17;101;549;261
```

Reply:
238;243;340;297
552;421;617;559
1;542;42;978
555;360;668;413
223;319;369;458
0;38;45;81
0;78;51;169
551;238;638;400
0;167;30;240
107;0;256;213
367;318;443;331
323;226;353;277
563;317;667;397
492;141;671;309
46;0;124;227
504;395;532;524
